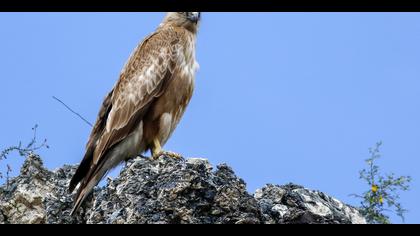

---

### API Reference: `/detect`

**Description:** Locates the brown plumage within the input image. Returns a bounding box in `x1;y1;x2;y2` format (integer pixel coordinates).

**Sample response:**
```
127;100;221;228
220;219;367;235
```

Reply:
69;12;201;215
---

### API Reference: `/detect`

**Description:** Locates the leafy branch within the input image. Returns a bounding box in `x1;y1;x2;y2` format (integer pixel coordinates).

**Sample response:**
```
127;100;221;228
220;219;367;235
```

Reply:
351;142;411;224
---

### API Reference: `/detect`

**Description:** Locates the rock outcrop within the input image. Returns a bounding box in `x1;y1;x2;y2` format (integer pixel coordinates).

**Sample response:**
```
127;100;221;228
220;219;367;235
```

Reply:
0;154;366;224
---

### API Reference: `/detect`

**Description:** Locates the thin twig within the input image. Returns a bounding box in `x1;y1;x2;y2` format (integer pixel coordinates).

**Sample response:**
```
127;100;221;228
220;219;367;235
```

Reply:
6;164;11;189
52;96;93;127
0;125;49;188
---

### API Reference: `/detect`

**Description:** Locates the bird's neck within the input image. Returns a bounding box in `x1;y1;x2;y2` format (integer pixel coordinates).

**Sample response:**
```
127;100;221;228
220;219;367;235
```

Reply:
158;21;199;35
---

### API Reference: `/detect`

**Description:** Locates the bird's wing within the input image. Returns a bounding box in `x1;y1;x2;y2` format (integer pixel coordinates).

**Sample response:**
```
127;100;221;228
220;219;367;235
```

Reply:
69;88;114;192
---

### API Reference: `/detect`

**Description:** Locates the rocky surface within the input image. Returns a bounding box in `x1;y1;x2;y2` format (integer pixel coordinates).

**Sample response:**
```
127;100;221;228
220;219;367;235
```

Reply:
0;154;366;224
256;184;366;224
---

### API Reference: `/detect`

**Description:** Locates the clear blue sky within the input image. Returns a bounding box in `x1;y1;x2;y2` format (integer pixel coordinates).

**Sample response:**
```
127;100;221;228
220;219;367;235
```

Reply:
0;13;419;223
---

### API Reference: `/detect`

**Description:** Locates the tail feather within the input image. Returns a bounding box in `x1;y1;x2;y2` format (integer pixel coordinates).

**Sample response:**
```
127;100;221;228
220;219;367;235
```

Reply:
70;188;88;216
70;128;145;216
70;149;119;216
70;170;104;216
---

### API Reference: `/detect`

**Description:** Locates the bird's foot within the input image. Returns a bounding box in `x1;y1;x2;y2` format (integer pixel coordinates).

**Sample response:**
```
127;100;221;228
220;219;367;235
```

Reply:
152;150;183;160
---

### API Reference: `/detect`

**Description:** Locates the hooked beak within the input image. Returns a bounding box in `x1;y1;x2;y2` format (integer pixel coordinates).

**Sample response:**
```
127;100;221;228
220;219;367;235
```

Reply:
188;12;201;23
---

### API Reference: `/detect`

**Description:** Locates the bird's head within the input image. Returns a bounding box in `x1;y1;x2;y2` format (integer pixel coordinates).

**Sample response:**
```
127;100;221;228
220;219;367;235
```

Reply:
161;12;201;33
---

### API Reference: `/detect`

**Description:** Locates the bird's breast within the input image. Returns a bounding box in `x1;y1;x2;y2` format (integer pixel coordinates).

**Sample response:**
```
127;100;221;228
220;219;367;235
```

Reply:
152;43;198;144
179;37;199;83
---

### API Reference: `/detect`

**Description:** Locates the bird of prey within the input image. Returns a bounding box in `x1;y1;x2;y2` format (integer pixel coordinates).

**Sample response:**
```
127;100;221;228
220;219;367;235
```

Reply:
69;12;201;215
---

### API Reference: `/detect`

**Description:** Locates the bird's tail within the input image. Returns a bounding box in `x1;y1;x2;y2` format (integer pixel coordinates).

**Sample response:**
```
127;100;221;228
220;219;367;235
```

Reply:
70;177;96;216
70;146;128;216
70;165;107;216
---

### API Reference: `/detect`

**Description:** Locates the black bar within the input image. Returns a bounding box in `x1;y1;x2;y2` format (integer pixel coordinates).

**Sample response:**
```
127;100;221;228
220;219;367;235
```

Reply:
1;0;420;12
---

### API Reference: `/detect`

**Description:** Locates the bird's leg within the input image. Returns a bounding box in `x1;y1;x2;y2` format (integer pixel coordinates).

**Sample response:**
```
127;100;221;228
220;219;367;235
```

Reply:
151;138;183;160
151;138;162;160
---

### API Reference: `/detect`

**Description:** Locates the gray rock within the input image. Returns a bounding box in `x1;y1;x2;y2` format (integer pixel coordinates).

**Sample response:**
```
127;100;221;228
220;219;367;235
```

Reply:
0;154;366;224
255;184;366;224
0;154;51;224
85;156;260;224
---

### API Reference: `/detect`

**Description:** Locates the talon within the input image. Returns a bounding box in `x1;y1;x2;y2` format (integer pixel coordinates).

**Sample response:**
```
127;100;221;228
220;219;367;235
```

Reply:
161;151;183;160
153;150;182;160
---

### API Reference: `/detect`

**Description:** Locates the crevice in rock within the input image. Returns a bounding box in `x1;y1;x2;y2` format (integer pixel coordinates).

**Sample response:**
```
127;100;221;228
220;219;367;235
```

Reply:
0;208;9;224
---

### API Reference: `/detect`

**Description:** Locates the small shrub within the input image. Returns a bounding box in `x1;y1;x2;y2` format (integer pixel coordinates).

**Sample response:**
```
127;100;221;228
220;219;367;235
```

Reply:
352;142;411;224
0;125;49;187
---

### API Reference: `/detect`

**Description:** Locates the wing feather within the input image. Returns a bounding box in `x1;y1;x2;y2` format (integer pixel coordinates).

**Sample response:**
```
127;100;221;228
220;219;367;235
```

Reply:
68;88;114;193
